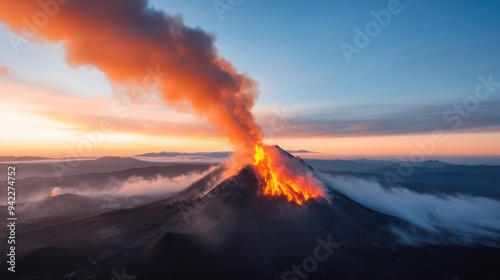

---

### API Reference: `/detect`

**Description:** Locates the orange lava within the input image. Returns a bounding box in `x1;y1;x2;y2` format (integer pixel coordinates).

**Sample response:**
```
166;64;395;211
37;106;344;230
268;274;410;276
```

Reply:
252;144;325;205
50;187;60;197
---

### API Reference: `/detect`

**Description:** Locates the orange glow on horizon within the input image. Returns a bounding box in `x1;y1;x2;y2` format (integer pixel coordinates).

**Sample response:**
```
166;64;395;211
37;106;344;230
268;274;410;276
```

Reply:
3;132;500;159
50;187;61;197
273;132;500;159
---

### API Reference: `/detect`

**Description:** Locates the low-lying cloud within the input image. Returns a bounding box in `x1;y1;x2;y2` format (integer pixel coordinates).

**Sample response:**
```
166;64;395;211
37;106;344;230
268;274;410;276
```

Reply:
115;170;214;196
323;174;500;245
134;155;229;164
134;151;232;164
14;168;216;223
48;167;216;199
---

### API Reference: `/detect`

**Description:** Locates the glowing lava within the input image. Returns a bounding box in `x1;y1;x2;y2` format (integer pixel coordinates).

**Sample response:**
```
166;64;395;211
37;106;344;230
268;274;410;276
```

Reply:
252;143;326;205
50;187;61;197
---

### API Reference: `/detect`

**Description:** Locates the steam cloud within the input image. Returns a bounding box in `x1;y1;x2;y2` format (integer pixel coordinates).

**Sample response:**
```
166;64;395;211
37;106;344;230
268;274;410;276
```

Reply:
1;0;262;147
115;169;215;196
324;175;500;245
52;169;214;198
18;168;213;221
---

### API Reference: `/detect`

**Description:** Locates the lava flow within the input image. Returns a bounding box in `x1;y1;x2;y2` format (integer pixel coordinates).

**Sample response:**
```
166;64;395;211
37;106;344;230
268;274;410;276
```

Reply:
50;187;61;197
252;143;326;205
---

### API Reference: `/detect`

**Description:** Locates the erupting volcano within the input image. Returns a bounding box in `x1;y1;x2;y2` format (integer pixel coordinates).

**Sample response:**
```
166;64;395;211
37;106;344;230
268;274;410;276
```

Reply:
2;1;500;280
220;143;328;205
49;187;61;198
0;0;327;207
252;143;326;205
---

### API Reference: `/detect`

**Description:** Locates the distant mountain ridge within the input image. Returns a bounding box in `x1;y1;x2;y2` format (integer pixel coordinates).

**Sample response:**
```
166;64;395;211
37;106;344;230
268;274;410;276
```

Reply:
0;156;180;179
4;146;499;279
136;151;232;158
0;156;51;162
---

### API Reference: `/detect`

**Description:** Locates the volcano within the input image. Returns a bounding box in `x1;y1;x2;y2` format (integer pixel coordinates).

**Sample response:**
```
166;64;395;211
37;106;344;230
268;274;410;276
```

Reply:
168;145;409;247
4;146;499;280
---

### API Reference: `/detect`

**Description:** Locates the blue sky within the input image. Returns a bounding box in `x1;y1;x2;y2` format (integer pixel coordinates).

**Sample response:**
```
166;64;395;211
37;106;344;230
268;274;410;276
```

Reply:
147;0;500;106
2;0;499;105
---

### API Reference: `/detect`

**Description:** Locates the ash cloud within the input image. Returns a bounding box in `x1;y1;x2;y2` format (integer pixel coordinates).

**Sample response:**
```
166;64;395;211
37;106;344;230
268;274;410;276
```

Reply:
324;174;500;245
1;0;262;148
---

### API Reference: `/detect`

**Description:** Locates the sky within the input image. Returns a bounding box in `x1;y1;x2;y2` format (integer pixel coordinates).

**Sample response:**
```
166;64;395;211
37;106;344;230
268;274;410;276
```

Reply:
0;0;499;160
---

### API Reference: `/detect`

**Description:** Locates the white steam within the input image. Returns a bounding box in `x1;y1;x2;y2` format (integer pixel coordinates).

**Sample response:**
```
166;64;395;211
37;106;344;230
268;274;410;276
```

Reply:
115;169;214;196
323;174;500;245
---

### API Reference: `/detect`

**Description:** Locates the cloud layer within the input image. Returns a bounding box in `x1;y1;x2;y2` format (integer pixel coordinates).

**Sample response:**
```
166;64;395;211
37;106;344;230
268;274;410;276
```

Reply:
324;174;500;245
270;99;500;137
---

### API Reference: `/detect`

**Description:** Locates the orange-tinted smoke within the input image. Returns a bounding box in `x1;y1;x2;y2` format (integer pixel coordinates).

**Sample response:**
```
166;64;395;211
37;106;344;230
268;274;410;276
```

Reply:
0;0;262;147
50;187;61;197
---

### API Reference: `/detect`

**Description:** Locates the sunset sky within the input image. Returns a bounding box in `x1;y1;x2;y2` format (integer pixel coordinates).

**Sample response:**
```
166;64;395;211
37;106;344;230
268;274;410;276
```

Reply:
1;0;499;159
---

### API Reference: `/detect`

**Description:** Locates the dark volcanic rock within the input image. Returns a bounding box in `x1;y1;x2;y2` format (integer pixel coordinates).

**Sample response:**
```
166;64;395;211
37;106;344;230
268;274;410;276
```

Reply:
2;146;499;280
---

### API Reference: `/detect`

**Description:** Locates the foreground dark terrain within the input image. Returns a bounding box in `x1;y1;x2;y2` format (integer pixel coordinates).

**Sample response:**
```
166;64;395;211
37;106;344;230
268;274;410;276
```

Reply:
1;150;499;279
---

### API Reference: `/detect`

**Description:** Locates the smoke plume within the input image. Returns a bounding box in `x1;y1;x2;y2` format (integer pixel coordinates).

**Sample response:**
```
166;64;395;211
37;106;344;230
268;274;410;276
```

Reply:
0;0;262;147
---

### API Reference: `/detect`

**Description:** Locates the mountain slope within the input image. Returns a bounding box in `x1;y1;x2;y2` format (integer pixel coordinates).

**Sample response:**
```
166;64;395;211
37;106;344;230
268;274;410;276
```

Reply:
3;147;499;279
